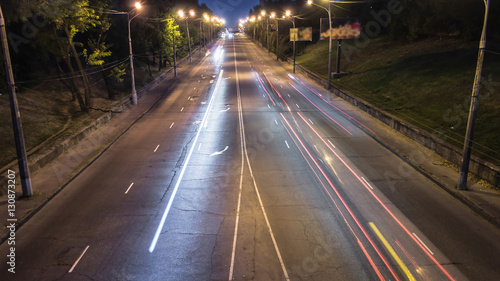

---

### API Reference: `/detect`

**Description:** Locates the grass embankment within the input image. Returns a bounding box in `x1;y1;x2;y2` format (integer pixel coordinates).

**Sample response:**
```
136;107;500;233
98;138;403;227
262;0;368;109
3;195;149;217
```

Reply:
296;37;500;165
0;58;175;169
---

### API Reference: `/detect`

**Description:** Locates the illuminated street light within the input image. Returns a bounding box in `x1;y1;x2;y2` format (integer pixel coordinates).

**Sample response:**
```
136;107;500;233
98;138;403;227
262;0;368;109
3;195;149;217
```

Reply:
307;0;333;96
178;9;194;63
284;10;296;73
128;1;142;105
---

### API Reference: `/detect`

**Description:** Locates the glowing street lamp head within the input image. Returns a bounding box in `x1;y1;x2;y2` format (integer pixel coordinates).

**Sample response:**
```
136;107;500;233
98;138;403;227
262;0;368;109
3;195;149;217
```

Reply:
261;10;266;16
257;15;261;20
221;19;226;25
204;13;209;21
134;2;142;9
285;10;291;17
307;0;312;5
178;10;184;18
270;12;276;18
189;10;195;17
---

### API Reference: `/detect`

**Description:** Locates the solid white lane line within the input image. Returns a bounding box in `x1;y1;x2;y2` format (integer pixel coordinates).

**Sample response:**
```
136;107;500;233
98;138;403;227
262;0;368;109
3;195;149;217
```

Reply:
413;233;434;255
309;119;314;125
327;139;336;148
230;41;290;281
285;140;290;149
169;122;175;129
198;143;202;151
275;120;278;125
149;70;224;253
229;41;245;280
361;177;373;190
296;104;300;109
125;182;134;194
154;145;160;152
68;245;89;273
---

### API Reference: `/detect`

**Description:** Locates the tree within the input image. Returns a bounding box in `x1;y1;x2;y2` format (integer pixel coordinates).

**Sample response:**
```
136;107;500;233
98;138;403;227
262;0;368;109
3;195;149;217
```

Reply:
18;0;105;112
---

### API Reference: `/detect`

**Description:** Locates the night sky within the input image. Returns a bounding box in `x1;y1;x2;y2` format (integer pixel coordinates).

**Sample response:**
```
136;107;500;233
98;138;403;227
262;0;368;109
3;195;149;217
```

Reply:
199;0;259;27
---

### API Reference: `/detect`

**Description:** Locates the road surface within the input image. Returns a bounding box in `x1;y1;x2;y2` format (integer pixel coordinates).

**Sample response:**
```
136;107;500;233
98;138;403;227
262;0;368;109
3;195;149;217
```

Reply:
1;34;500;281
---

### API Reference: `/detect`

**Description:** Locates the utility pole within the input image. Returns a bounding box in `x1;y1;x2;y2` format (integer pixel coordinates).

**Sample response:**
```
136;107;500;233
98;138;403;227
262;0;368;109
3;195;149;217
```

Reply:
292;16;296;73
327;2;332;94
458;0;490;190
173;24;177;77
276;18;279;61
0;5;33;197
186;18;192;63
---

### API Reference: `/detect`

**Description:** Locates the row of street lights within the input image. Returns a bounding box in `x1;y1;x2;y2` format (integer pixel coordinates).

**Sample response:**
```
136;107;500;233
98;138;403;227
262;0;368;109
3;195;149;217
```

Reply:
241;10;297;73
242;0;492;190
241;0;347;94
125;2;224;105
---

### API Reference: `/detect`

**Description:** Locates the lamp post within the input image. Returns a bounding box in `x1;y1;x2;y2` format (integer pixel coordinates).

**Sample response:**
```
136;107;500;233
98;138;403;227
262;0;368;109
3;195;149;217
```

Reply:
128;2;142;105
198;18;203;54
173;23;177;77
458;0;490;190
261;10;270;53
308;0;332;94
257;15;262;46
250;16;256;40
203;14;210;45
285;10;296;74
178;9;194;64
0;4;32;197
270;12;276;57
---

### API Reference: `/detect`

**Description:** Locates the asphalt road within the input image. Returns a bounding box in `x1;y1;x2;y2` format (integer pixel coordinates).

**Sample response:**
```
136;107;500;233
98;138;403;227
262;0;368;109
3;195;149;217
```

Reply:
2;34;500;281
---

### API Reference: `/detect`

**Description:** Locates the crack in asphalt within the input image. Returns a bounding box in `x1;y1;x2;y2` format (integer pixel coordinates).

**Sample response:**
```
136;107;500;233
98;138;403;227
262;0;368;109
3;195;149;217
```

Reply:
160;170;177;203
209;215;227;280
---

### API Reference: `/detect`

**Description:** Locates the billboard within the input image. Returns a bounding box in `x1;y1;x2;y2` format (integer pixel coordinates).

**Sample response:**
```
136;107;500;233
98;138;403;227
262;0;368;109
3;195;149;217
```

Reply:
290;27;313;42
320;18;361;40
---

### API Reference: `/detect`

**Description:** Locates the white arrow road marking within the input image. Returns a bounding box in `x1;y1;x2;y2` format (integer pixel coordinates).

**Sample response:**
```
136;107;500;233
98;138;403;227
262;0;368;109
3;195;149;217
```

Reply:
219;107;230;112
210;146;229;157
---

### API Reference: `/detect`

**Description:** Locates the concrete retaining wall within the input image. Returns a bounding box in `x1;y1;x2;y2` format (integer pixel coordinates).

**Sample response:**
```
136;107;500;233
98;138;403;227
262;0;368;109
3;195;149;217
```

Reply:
287;58;500;188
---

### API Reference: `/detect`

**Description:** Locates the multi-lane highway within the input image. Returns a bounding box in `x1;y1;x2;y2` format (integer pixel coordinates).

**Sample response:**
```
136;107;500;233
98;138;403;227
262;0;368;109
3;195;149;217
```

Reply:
2;34;500;281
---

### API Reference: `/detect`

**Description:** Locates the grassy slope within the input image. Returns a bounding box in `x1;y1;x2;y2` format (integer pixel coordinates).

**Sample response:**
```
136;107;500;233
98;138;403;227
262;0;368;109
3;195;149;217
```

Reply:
296;37;500;165
0;57;176;168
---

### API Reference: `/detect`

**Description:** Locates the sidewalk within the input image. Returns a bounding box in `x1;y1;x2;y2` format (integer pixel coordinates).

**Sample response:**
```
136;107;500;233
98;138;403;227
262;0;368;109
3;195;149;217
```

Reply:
0;49;208;241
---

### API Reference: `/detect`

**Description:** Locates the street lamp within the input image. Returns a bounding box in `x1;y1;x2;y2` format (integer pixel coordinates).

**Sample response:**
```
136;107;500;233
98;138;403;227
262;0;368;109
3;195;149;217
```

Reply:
196;16;204;55
270;12;276;55
178;9;194;64
203;13;210;43
250;16;256;40
261;10;270;52
284;10;296;73
307;0;333;95
458;0;491;190
128;1;142;105
0;4;32;197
